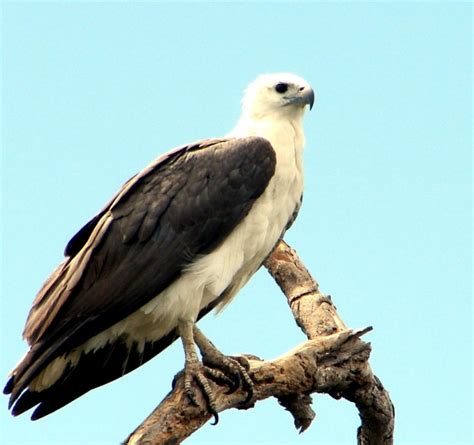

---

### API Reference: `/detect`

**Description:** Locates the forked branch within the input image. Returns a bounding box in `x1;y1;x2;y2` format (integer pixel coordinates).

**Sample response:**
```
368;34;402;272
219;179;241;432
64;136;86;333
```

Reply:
125;241;394;445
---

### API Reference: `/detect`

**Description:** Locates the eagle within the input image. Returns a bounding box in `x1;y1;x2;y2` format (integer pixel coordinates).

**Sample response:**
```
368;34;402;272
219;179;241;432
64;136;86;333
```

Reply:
4;73;314;421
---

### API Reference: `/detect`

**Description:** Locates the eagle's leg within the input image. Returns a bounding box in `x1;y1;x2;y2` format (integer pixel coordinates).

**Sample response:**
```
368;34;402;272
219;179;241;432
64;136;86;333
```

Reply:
193;326;254;403
178;320;220;422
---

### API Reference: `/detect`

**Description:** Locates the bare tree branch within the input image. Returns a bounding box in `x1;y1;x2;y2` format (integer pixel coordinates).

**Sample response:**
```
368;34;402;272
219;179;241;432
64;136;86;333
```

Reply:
124;241;394;444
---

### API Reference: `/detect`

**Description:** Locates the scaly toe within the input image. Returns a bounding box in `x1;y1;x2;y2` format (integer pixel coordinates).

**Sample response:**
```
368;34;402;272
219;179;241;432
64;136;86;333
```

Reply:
204;367;235;388
184;361;219;424
203;354;254;402
230;357;254;403
193;371;219;424
184;367;199;407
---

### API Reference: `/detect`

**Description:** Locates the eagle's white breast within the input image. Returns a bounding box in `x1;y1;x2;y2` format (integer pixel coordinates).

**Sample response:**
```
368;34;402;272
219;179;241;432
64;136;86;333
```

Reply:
121;115;305;348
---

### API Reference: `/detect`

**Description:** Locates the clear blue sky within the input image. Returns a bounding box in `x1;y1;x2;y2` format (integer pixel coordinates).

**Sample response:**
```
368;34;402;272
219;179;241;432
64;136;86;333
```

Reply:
1;2;472;444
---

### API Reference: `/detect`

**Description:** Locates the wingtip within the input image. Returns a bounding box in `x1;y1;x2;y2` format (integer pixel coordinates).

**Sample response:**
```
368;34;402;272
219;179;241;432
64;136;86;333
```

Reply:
7;389;21;410
3;375;14;395
10;398;23;415
9;389;45;418
30;410;43;421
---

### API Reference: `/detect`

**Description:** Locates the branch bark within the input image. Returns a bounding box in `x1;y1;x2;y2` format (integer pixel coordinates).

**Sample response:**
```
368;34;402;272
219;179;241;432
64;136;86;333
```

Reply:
125;241;394;445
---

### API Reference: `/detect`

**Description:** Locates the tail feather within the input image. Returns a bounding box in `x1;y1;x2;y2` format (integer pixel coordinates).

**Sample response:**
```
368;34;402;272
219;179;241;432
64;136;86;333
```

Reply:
5;291;223;419
6;328;179;419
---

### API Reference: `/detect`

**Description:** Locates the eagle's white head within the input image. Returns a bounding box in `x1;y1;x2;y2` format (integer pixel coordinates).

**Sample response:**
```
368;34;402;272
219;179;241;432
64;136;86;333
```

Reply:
230;73;314;138
241;73;314;120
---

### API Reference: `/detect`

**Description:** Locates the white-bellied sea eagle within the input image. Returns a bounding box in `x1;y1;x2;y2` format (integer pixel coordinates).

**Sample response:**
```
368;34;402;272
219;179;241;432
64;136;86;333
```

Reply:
4;73;315;421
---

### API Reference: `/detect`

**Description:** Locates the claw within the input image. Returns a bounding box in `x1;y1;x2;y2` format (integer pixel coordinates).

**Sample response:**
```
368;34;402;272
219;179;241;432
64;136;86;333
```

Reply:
229;356;254;403
193;369;219;424
204;356;240;394
183;360;220;424
178;322;254;424
194;327;254;403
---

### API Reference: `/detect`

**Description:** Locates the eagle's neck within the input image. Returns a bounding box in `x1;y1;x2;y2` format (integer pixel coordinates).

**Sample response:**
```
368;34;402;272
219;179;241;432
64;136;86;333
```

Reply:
228;113;306;163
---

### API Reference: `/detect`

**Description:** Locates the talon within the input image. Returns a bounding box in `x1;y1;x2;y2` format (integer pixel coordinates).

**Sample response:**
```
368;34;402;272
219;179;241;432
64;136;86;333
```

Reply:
193;369;219;423
182;358;221;424
224;383;239;395
180;323;254;421
243;386;253;404
193;326;255;403
219;355;254;402
210;411;219;425
230;356;254;402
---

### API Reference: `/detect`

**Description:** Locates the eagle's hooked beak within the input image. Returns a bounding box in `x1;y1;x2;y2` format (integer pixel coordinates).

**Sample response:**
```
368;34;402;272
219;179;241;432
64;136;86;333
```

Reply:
286;86;315;110
301;86;315;110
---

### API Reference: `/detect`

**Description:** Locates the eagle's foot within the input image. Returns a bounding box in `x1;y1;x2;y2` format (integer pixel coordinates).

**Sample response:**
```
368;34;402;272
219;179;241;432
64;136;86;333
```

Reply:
194;327;254;403
183;359;219;424
179;320;220;424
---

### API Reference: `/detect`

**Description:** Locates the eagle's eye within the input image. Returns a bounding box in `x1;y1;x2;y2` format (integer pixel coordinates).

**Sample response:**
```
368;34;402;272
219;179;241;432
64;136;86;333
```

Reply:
275;83;289;94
